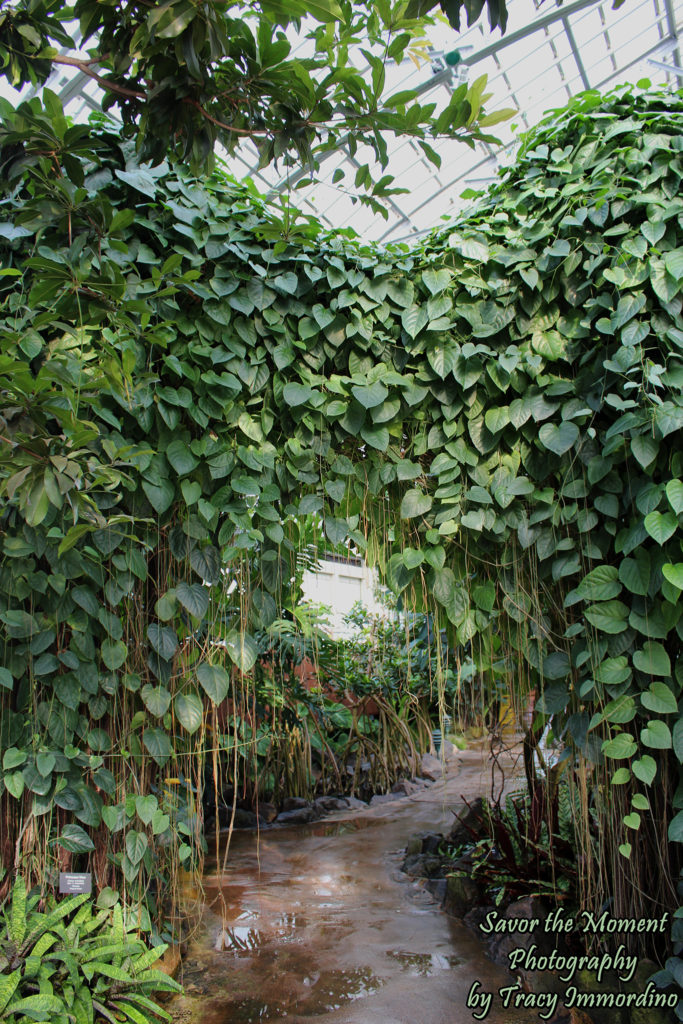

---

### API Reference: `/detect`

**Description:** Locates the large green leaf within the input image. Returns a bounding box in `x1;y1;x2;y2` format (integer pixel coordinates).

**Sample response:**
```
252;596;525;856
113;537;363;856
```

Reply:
640;680;677;714
400;489;432;519
224;631;258;673
147;624;178;661
577;566;621;602
175;692;204;734
141;684;172;717
640;719;672;749
196;663;230;704
538;421;579;456
644;510;677;544
175;581;209;619
58;824;95;853
584;600;629;634
633;642;671;678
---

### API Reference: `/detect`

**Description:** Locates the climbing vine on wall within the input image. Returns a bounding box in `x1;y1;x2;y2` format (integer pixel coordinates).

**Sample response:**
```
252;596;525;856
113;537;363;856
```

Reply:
0;85;682;944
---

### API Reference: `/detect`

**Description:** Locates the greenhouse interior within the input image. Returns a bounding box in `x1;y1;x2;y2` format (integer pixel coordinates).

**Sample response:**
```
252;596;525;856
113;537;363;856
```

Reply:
0;0;682;1021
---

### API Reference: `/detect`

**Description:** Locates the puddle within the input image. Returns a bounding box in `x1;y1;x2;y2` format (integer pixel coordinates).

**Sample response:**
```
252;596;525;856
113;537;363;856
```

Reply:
171;744;539;1024
386;949;464;976
219;968;383;1022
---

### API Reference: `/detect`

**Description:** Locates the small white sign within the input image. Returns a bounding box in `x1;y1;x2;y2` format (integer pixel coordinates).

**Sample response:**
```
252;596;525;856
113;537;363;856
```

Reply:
59;872;92;895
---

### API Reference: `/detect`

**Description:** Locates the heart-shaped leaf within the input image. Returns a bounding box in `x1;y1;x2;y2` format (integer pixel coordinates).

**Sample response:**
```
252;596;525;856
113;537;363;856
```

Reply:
197;663;230;704
538;421;579;456
175;582;209;619
663;563;683;590
400;489;432;519
632;755;657;785
641;719;672;749
175;692;203;734
644;510;677;544
136;795;158;826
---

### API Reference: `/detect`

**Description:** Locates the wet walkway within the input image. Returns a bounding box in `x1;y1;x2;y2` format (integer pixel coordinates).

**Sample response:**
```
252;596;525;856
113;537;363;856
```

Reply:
170;742;538;1024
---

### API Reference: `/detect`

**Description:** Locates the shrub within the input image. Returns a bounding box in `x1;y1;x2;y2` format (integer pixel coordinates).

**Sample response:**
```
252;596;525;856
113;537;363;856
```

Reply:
0;878;181;1024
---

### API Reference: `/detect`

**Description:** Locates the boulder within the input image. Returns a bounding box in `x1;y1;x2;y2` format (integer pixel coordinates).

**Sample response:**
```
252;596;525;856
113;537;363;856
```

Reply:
391;779;419;796
370;792;400;806
420;753;443;781
282;796;311;811
447;797;485;846
426;878;448;904
314;796;350;812
276;806;318;825
443;873;480;917
231;808;258;829
256;802;278;823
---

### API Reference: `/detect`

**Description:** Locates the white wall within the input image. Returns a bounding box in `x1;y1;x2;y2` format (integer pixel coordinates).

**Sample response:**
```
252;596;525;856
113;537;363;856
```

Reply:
300;557;388;638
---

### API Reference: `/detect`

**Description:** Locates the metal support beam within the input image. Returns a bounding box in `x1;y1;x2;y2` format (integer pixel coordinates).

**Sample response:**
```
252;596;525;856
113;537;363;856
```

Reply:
562;17;592;90
462;0;601;67
662;0;682;73
647;57;683;81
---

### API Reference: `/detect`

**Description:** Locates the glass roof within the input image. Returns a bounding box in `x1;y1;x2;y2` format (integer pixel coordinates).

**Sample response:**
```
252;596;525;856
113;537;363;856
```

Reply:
5;0;682;243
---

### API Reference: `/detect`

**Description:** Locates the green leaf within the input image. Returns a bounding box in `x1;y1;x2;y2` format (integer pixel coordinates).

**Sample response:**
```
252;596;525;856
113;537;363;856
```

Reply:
136;795;158;826
58;824;95;853
633;642;671;678
141;478;175;515
640;719;672;749
283;382;314;406
662;563;683;590
196;663;230;704
610;767;631;785
668;811;683;842
190;545;222;584
630;434;658;470
125;830;148;865
400;489;432;519
401;305;428;339
175;692;203;734
577;566;621;602
166;440;198;476
147;623;178;661
584;600;629;634
0;667;13;690
644;510;677;544
141;684;172;717
666;479;683;515
351;381;388;408
632;755;657;785
422;268;451;295
623;812;641;830
175;581;209;619
538;421;579;456
619;551;650;595
2;748;25;770
1;610;38;639
102;639;127;671
640;680;677;714
665;248;683;281
142;728;173;766
674;718;683;763
224;631;258;673
601;733;636;759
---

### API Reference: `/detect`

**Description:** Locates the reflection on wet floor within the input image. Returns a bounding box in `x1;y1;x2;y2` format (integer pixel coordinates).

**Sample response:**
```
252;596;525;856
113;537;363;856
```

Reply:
170;745;539;1024
223;968;383;1022
385;950;464;976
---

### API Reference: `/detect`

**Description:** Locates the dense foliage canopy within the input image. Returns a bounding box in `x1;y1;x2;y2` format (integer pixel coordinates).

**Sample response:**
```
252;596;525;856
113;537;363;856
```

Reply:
0;0;519;215
0;82;682;958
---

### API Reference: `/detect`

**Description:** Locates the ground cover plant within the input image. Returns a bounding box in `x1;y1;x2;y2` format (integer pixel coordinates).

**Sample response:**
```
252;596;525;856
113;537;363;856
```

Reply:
0;878;180;1023
0;82;682;978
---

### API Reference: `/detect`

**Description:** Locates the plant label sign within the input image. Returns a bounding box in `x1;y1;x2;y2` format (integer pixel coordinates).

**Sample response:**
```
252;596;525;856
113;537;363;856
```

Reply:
59;872;92;895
